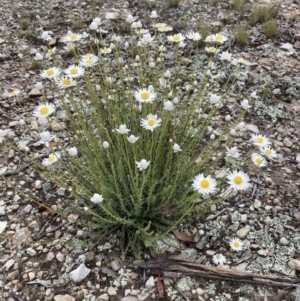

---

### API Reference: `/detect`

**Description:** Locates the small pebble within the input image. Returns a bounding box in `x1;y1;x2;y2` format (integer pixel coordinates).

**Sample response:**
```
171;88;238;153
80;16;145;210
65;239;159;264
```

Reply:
145;276;155;288
110;259;121;271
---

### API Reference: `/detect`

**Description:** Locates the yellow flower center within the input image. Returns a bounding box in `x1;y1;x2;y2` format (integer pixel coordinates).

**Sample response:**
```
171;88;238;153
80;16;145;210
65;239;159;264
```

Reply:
172;35;181;41
255;157;263;164
103;47;110;53
200;179;209;188
85;53;91;57
233;241;240;248
215;34;223;41
161;26;168;31
85;59;93;65
209;47;216;52
62;78;71;85
265;149;272;155
233;175;243;185
147;119;155;126
10;90;17;96
70;34;78;41
39;107;50;115
140;92;150;100
140;29;147;34
47;154;56;163
155;23;165;28
47;49;53;55
256;137;264;143
46;69;55;76
70;68;78;74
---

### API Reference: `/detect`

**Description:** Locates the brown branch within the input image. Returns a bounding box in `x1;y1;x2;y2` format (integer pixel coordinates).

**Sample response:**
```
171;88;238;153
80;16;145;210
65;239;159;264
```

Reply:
129;258;300;288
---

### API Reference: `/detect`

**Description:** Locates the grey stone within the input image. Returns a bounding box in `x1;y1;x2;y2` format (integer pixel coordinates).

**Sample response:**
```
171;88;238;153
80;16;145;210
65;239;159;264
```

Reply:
69;263;91;283
121;297;138;301
110;259;121;271
145;276;155;288
98;293;109;301
4;259;15;270
46;251;55;261
54;295;75;301
107;286;117;296
24;204;33;213
237;227;250;238
283;137;293;147
289;259;300;271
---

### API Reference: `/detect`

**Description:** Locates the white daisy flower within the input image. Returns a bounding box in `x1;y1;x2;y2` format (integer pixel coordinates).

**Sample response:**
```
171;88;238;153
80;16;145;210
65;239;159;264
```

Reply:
132;21;142;28
80;54;99;67
35;82;43;90
251;153;267;167
150;11;158;18
103;141;109;148
251;134;271;148
227;170;251;191
158;25;173;32
91;193;103;203
89;21;98;30
127;135;139;144
0;221;8;234
41;67;61;79
212;33;228;44
219;51;232;62
33;103;56;118
42;152;61;166
134;87;156;103
100;47;112;54
229;237;244;251
68;147;78;156
205;46;217;53
187;31;202;41
64;65;85;78
173;143;182;153
45;47;56;58
140;114;161;132
61;31;83;43
105;12;116;20
167;33;185;43
55;76;77;89
140;33;155;45
192;174;217;195
136;159;150;171
260;147;277;160
115;124;130;134
34;52;43;60
226;146;241;159
138;28;149;35
163;101;174;111
212;254;226;265
240;99;251;110
126;14;137;23
154;22;166;29
5;89;21;97
41;31;53;41
39;131;53;147
63;42;76;52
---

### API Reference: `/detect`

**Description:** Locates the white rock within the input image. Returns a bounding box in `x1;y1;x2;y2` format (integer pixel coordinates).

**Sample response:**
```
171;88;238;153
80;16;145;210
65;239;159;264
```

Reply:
279;237;289;245
137;293;151;301
237;227;250;238
28;272;36;280
69;263;91;283
253;199;261;209
288;259;300;271
4;259;15;271
145;276;155;288
56;252;65;262
98;293;109;301
110;259;121;271
283;137;293;147
54;295;75;301
46;251;55;261
121;297;138;301
26;248;37;256
24;204;33;213
257;249;267;256
107;286;117;296
196;288;205;295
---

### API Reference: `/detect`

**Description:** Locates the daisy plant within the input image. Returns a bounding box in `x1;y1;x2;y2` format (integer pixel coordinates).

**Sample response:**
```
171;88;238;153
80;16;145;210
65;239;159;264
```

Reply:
3;16;275;255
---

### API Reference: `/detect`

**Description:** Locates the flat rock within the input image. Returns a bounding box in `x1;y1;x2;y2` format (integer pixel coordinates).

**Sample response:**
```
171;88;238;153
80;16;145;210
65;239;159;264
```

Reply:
4;259;15;270
46;251;55;261
288;259;300;271
29;88;42;97
54;295;75;301
98;293;109;301
69;263;91;283
283;137;293;147
145;276;155;288
107;286;117;296
121;297;138;301
237;227;250;238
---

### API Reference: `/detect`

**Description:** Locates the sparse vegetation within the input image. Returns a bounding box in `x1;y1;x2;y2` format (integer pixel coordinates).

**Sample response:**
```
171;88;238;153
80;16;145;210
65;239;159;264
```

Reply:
210;0;222;5
263;19;278;38
249;4;279;26
167;0;181;8
19;18;29;31
235;26;248;45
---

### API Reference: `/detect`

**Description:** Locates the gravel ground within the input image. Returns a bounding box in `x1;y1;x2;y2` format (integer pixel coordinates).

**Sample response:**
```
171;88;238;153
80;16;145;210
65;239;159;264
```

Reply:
1;0;300;300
